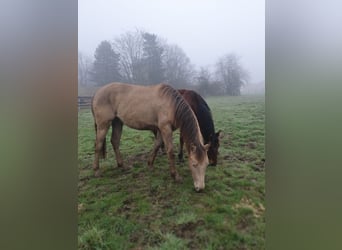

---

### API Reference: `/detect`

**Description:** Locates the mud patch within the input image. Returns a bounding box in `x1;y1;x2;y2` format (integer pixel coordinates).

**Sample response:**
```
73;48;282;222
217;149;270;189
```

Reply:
246;141;257;149
128;152;149;162
117;198;135;213
172;220;204;239
252;158;265;171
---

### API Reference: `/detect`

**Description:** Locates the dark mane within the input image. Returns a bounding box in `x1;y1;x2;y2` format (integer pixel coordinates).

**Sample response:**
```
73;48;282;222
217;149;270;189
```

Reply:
160;84;205;158
179;89;215;145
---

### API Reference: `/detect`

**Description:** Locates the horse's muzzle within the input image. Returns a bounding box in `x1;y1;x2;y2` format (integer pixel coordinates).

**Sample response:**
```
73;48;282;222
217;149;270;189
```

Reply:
194;184;205;192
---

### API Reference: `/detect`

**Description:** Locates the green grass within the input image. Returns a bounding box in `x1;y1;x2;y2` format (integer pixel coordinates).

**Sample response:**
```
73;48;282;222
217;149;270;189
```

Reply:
78;95;265;249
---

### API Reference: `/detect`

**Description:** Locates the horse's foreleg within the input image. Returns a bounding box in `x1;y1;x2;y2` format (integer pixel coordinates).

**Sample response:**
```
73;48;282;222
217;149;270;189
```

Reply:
148;130;163;169
160;125;182;182
178;134;184;163
111;118;124;168
93;122;110;177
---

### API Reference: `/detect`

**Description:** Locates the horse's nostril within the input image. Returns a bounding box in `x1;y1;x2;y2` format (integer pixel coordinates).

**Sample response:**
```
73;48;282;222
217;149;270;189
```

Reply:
195;187;200;192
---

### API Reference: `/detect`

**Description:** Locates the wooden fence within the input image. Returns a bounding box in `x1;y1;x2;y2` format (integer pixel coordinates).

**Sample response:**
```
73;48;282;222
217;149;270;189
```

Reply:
78;96;92;110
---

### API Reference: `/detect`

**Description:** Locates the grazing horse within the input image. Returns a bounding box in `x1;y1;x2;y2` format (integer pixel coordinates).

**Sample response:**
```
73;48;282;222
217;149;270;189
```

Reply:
177;89;222;166
91;82;209;191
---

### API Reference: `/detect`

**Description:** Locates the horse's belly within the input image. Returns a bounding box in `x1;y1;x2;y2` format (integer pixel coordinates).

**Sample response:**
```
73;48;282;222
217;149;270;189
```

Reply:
116;103;162;131
125;121;156;131
117;113;157;131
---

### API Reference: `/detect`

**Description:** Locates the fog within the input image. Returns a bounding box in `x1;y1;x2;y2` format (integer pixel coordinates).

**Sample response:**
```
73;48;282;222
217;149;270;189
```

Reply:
78;0;264;84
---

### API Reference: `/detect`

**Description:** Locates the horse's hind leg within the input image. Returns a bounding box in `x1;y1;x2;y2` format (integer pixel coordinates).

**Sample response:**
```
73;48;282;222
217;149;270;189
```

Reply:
93;121;111;177
111;118;124;168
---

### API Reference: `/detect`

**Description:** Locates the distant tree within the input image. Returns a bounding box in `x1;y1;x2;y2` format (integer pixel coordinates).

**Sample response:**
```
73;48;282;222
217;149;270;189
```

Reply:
112;29;195;87
215;53;249;96
78;51;92;86
163;44;195;88
91;40;121;86
210;81;226;96
142;32;164;84
196;67;212;97
113;30;145;83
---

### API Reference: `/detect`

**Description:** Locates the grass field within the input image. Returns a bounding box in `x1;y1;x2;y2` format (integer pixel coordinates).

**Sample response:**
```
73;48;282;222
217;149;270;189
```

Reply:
78;95;265;250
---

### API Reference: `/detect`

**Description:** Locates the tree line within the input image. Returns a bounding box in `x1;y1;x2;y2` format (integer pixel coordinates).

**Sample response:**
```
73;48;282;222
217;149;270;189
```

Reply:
78;29;249;96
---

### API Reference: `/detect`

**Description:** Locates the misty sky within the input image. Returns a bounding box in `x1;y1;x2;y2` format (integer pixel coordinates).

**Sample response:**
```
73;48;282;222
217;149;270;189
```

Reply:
78;0;264;83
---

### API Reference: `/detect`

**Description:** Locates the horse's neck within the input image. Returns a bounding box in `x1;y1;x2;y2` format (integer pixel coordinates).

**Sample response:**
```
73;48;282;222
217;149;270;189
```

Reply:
196;105;215;141
183;117;204;149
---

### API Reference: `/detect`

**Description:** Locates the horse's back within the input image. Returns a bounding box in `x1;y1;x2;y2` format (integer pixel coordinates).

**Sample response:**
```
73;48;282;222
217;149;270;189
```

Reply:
178;89;210;113
92;82;171;129
93;82;149;108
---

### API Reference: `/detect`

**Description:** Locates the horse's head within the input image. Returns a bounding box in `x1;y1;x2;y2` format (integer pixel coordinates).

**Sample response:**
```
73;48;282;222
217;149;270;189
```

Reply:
188;143;210;192
207;130;223;166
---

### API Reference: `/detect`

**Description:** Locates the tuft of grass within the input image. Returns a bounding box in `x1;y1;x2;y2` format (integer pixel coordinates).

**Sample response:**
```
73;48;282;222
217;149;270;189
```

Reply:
78;226;107;250
175;211;197;225
149;233;187;250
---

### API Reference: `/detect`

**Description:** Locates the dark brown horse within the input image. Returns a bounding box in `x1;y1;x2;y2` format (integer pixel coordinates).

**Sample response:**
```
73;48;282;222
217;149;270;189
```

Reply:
154;89;222;165
91;82;209;191
177;89;222;166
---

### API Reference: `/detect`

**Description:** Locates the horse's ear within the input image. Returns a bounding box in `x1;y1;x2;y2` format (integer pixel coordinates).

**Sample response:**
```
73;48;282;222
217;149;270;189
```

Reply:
204;143;210;151
216;130;224;140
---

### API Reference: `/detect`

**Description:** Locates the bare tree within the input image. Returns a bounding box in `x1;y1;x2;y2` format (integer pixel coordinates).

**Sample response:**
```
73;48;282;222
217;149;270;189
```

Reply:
78;51;92;86
112;29;195;87
163;44;195;88
113;29;145;83
196;67;212;97
215;53;249;96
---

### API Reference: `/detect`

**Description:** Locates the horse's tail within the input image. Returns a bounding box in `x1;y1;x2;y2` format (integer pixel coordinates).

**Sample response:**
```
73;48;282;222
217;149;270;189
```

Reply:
92;97;106;159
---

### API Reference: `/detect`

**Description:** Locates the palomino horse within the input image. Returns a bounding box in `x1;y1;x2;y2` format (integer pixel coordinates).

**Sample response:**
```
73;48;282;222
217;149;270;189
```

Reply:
177;89;222;166
91;82;209;191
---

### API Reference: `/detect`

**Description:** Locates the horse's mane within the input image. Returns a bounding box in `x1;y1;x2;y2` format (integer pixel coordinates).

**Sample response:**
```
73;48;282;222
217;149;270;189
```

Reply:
191;92;215;145
159;84;206;159
178;89;215;145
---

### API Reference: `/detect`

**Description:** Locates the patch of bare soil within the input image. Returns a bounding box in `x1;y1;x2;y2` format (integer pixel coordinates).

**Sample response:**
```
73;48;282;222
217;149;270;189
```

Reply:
236;216;251;233
127;152;149;163
246;141;257;149
117;198;135;214
172;220;205;249
252;158;265;172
